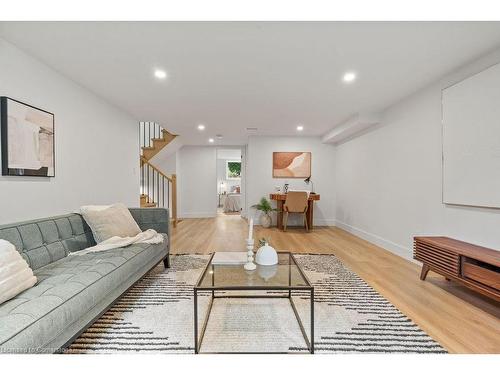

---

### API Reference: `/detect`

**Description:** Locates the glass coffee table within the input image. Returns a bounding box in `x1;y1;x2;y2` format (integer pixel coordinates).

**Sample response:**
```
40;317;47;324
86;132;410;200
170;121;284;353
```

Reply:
194;252;314;354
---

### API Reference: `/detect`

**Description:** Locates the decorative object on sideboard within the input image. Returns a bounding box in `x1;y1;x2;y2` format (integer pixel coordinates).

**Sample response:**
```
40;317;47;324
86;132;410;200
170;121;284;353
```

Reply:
1;97;55;177
274;185;282;193
243;217;256;271
255;238;278;266
283;183;289;193
251;197;277;228
304;176;315;194
272;152;311;178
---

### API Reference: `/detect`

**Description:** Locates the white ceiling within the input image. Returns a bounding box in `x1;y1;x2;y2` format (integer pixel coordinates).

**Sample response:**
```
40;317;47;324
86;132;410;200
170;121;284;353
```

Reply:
1;22;500;145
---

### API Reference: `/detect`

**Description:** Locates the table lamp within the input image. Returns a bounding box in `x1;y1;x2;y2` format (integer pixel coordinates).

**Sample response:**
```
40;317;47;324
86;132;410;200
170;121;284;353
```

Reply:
304;176;315;194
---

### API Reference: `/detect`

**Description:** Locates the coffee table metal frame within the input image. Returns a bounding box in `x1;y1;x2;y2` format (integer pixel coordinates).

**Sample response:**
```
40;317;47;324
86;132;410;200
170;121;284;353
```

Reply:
193;252;314;354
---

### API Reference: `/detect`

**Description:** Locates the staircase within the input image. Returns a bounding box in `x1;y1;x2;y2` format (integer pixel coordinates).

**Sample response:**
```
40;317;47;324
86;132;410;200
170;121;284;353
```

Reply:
140;122;178;227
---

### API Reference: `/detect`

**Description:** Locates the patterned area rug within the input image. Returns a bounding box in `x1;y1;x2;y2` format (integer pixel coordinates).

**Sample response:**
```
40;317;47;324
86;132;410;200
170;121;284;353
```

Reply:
66;254;446;354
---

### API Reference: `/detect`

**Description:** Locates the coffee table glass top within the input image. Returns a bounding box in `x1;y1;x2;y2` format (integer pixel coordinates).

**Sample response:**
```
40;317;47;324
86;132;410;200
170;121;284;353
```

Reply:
196;252;312;289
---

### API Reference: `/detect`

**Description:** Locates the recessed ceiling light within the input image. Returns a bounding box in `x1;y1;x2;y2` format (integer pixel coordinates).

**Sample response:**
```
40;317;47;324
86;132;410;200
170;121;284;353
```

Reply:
296;125;304;131
343;71;357;83
197;124;205;131
154;69;167;80
208;138;215;143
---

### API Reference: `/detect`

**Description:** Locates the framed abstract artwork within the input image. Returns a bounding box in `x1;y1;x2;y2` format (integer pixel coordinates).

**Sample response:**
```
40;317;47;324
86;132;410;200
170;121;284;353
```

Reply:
1;97;55;177
272;152;311;178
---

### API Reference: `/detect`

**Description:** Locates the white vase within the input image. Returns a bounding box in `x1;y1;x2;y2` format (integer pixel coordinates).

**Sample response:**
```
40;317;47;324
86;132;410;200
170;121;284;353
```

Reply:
255;242;278;265
260;213;272;228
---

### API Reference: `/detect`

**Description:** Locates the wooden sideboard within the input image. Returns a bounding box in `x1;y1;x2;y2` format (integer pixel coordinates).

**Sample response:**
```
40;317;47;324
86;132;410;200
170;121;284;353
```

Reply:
414;236;500;302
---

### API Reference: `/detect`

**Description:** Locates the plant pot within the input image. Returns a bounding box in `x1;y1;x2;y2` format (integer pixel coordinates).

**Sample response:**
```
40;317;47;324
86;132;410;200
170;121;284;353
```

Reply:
260;213;272;228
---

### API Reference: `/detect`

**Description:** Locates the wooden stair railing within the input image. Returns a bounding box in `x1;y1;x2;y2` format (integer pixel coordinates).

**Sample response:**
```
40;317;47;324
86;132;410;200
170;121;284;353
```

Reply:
140;157;177;227
140;121;178;228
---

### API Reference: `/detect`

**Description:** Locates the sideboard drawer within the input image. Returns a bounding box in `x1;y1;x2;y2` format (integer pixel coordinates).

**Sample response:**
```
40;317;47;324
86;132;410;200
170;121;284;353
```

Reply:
462;260;500;290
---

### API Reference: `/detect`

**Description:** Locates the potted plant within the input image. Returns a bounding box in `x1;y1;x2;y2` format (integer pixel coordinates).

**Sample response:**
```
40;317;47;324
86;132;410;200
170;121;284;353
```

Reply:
251;197;276;228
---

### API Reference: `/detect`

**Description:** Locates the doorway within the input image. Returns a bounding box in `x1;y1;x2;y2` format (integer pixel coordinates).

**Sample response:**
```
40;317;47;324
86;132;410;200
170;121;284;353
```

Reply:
216;148;245;217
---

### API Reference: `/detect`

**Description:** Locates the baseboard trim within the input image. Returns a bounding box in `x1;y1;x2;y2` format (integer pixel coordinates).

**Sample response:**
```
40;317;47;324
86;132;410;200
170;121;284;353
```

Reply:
314;219;337;226
254;216;336;227
335;220;416;263
179;212;216;219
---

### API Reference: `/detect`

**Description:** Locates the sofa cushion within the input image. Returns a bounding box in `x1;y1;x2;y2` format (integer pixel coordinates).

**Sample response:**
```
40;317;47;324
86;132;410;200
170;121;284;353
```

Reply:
0;214;95;270
80;203;141;243
0;235;167;352
0;240;38;305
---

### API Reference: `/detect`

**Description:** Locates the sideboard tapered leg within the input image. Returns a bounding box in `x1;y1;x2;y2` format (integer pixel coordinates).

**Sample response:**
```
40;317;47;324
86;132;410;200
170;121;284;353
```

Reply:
420;264;430;280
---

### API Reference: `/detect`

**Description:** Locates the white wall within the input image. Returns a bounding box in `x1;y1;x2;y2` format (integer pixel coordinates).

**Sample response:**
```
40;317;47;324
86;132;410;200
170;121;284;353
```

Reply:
335;48;500;261
177;146;217;218
247;136;336;226
0;39;139;224
153;151;177;176
149;136;183;176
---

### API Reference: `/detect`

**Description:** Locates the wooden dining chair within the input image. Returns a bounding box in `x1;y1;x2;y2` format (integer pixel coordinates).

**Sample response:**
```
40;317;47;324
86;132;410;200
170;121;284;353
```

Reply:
283;191;309;232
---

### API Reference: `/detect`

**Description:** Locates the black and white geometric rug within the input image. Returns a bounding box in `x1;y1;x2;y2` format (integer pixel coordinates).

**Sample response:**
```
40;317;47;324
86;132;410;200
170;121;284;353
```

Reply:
66;254;447;354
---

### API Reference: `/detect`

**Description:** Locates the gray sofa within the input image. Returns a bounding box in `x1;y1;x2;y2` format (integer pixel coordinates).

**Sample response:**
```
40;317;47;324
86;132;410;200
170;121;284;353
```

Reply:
0;208;170;353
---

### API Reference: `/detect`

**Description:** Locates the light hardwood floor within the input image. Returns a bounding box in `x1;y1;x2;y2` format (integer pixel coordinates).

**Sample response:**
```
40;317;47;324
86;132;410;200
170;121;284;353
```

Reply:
171;213;500;354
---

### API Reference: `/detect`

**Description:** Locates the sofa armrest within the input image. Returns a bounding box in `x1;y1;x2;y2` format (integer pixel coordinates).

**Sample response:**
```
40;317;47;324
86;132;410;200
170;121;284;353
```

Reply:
128;208;170;240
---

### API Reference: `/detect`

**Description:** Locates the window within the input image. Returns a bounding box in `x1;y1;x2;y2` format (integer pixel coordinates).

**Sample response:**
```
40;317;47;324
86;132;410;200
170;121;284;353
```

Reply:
226;160;241;180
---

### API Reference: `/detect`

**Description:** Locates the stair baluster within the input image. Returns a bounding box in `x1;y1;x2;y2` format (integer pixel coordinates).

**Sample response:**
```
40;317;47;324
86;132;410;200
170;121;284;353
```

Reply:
139;121;178;227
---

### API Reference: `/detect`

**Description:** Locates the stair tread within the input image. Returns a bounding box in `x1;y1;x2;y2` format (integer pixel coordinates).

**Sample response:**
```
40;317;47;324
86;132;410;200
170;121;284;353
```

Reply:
141;131;177;161
162;129;178;136
141;127;176;212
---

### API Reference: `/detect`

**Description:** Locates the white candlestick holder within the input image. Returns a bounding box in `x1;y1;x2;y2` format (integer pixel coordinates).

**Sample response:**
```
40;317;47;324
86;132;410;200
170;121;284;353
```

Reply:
244;238;256;271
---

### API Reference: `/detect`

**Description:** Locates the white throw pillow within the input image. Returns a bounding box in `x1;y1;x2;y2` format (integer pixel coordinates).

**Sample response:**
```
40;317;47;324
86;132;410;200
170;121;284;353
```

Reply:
80;203;141;243
0;239;37;305
72;205;111;215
